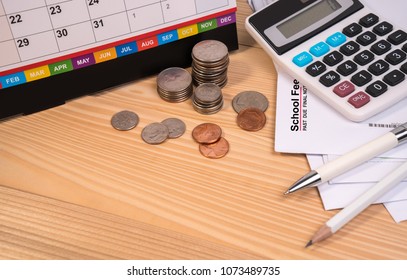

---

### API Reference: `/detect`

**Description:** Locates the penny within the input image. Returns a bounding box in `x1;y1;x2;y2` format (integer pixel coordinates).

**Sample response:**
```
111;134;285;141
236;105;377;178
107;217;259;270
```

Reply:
232;91;269;113
161;118;186;139
192;123;222;144
236;107;267;131
111;110;139;131
199;137;229;159
141;122;169;144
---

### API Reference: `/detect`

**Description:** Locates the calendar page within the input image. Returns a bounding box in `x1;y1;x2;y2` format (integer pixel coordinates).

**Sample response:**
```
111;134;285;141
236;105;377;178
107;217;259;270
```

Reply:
0;0;237;118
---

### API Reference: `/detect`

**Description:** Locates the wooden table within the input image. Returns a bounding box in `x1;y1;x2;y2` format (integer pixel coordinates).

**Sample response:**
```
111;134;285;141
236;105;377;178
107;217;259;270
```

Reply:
1;0;406;259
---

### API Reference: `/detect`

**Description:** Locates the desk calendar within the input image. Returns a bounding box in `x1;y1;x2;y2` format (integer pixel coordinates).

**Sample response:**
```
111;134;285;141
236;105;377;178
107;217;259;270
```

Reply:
0;0;238;119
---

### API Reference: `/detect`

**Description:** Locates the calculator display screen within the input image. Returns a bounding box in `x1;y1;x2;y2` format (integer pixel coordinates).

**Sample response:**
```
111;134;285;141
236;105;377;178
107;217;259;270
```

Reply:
277;0;342;39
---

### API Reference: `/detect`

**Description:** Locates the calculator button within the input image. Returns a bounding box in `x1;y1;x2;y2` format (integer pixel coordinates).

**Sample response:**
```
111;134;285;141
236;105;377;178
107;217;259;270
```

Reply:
401;62;407;74
403;43;407;52
356;31;377;46
354;50;375;66
366;81;388;97
373;21;393;36
388;30;407;45
323;51;343;66
368;59;390;76
309;42;330;57
337;60;358;76
348;92;371;108
319;71;341;87
387;30;407;45
383;69;405;86
370;40;392;55
293;51;313;67
340;41;360;56
326;32;347;47
351;70;372;86
385;49;406;65
333;81;355;97
359;13;379;28
343;23;362;37
306;61;326;77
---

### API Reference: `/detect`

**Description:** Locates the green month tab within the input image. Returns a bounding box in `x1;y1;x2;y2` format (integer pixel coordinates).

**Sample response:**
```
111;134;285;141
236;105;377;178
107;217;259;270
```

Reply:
198;19;217;33
49;60;74;76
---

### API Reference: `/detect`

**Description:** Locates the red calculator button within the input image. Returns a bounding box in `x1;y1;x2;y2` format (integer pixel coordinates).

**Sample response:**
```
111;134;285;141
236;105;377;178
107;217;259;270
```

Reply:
348;92;371;108
333;81;355;97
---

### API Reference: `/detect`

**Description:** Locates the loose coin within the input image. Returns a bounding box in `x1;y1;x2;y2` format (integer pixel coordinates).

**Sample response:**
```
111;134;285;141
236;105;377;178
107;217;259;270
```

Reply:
192;123;222;144
236;107;267;131
141;122;169;144
199;137;229;159
111;110;139;131
232;91;269;113
161;118;186;139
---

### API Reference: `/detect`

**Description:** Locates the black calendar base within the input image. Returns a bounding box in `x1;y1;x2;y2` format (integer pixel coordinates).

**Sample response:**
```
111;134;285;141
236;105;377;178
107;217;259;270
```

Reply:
0;23;238;120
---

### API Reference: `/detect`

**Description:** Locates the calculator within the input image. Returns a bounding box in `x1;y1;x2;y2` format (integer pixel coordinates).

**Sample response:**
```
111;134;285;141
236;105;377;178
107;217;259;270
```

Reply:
245;0;407;122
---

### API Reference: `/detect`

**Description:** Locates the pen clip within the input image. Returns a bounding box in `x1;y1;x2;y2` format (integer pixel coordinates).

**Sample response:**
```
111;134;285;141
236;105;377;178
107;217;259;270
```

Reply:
392;123;407;144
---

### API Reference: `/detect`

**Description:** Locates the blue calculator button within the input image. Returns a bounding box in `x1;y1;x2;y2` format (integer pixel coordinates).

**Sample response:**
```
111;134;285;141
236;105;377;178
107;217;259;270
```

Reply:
309;42;330;57
326;32;347;47
292;51;313;67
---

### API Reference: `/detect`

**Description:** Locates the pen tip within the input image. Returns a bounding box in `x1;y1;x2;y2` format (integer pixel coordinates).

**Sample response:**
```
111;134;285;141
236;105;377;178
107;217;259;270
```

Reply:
305;240;313;248
284;190;290;195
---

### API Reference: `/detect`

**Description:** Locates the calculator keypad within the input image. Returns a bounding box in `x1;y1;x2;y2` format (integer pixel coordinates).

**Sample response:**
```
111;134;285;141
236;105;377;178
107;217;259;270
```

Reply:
292;13;407;111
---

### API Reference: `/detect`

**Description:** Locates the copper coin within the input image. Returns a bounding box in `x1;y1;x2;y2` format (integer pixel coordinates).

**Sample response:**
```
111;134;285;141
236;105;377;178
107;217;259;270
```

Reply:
199;137;229;159
192;123;222;144
236;107;266;131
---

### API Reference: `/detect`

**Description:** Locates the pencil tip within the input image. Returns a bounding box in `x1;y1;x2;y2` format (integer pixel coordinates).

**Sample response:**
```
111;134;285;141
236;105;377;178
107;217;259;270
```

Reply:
305;240;313;248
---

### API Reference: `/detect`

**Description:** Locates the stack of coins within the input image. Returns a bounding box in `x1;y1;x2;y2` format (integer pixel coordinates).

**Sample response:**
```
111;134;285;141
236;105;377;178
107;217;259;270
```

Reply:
192;83;224;114
191;40;229;88
192;123;229;159
156;67;193;102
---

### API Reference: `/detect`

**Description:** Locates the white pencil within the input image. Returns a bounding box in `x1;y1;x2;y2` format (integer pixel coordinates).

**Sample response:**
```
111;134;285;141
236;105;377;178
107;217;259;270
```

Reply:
306;160;407;247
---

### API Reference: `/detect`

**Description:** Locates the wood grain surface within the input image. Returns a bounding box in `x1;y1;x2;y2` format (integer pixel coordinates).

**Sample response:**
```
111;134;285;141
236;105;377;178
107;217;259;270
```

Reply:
1;0;407;259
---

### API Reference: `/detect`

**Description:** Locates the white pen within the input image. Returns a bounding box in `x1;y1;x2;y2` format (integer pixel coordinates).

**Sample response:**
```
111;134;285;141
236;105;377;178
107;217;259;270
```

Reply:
285;122;407;194
306;159;407;247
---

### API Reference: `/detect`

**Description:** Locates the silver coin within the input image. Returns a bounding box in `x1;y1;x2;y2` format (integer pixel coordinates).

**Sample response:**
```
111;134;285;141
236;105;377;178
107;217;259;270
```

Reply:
192;40;229;63
141;122;169;144
111;110;139;131
157;67;192;93
232;91;269;113
161;118;186;139
194;83;222;103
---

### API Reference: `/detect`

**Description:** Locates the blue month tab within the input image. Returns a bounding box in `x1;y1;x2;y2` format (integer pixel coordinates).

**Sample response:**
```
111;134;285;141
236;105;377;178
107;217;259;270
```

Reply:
115;42;138;57
0;72;27;89
158;30;178;45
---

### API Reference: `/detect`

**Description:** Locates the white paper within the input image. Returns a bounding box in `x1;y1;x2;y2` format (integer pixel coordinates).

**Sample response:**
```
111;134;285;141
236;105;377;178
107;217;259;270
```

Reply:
384;201;407;223
275;71;407;156
307;155;407;212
